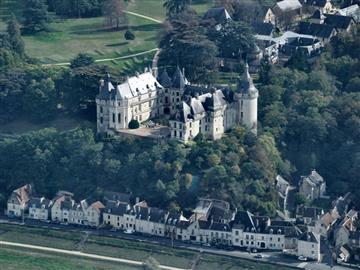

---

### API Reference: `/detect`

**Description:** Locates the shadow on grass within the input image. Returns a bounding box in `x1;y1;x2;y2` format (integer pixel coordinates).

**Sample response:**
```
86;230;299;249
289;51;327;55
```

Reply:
132;23;161;32
106;41;129;47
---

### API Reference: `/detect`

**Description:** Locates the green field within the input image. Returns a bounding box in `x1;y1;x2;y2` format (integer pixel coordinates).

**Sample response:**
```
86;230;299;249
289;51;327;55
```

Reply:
0;224;294;270
0;248;142;270
0;0;214;64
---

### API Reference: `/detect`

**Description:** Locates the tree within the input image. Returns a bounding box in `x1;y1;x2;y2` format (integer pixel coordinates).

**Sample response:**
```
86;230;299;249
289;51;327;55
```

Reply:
7;14;25;56
124;29;135;40
22;0;49;33
207;20;255;60
102;0;127;29
23;78;57;121
163;0;191;17
128;119;140;129
158;11;218;84
70;53;95;69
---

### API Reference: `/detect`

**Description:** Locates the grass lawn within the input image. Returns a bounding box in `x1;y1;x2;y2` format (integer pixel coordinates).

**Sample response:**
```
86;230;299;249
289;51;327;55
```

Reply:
23;15;160;64
0;224;295;270
0;0;215;64
0;247;141;270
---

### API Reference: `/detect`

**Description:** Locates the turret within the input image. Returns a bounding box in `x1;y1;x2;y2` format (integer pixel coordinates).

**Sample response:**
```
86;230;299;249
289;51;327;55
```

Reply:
172;66;187;90
236;63;258;134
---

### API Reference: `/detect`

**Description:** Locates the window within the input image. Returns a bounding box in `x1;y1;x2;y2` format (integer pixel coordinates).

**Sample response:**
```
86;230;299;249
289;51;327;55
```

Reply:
180;131;182;138
100;117;103;124
112;113;115;123
100;106;103;113
174;130;177;137
118;113;121;123
241;112;243;118
189;122;192;128
173;122;177;128
278;237;280;242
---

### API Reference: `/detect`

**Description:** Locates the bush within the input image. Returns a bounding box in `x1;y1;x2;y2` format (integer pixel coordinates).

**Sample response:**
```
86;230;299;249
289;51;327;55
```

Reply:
124;29;135;40
128;119;140;129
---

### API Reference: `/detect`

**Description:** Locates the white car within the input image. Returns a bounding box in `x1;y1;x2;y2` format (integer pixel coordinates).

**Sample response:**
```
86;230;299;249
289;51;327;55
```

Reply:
124;229;135;234
254;254;263;259
298;256;308;261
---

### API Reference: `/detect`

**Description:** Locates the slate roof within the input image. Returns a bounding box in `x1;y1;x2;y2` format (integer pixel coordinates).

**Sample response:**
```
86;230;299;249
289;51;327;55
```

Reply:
158;70;172;88
165;212;181;226
172;66;187;89
29;197;51;209
148;207;166;223
97;72;162;101
298;206;324;219
105;201;129;216
238;63;259;95
299;231;320;243
177;220;190;229
232;211;256;231
324;14;354;29
203;7;232;24
253;22;275;36
298;21;336;38
104;191;131;204
274;0;302;13
303;0;329;7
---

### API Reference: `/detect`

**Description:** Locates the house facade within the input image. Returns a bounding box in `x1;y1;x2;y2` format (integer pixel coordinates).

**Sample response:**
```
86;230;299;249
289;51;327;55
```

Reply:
297;232;321;261
299;170;326;201
7;184;34;218
28;197;52;221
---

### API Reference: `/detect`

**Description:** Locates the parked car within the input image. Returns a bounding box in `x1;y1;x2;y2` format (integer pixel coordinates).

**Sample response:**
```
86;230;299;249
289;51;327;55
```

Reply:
124;229;135;234
251;248;258;253
254;254;263;259
298;256;307;261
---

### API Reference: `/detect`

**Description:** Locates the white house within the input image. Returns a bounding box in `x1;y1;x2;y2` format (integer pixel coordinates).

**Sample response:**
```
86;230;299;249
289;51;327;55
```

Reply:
297;232;321;261
299;170;326;201
50;191;75;223
7;184;34;218
28;197;52;221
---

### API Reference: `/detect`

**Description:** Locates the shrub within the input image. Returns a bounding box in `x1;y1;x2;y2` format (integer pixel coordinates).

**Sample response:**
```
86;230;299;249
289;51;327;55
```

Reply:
128;119;140;129
124;29;135;40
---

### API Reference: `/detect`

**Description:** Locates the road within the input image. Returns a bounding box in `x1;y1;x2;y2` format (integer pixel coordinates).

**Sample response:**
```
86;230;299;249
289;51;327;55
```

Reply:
123;10;162;24
0;240;187;270
0;217;353;270
43;48;160;67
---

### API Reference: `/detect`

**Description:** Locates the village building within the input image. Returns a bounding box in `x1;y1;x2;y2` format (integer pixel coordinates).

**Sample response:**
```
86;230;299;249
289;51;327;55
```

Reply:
203;7;232;30
264;0;303;30
297;231;321;261
7;184;34;218
338;4;360;22
299;169;326;201
301;0;333;14
50;191;75;223
28;197;52;221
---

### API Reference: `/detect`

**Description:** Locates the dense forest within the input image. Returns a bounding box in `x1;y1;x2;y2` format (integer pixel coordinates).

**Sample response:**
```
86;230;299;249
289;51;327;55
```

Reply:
0;0;359;214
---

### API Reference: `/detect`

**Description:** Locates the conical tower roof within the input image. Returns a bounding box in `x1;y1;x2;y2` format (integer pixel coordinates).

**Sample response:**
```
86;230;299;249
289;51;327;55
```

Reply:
238;63;258;94
158;70;172;88
172;66;186;89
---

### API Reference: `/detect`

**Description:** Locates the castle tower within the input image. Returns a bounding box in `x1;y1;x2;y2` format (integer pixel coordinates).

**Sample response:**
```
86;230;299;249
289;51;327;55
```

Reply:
236;63;258;134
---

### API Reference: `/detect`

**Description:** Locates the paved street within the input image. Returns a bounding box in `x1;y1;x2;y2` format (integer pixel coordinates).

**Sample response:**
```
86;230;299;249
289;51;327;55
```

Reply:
0;216;354;270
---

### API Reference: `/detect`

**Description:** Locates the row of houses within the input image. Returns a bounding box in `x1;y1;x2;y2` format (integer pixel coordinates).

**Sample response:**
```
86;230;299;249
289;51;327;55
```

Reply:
7;186;105;227
6;184;322;261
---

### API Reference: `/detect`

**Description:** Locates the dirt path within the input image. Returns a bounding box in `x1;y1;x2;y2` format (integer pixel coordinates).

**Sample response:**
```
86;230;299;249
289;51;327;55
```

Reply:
0;240;189;270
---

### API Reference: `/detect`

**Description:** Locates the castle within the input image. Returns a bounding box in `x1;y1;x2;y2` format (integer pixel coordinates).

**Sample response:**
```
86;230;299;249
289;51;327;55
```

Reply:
96;65;258;143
